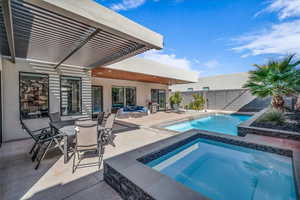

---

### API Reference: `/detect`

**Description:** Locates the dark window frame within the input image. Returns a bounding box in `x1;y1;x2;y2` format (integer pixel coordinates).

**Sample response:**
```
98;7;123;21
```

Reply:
19;72;50;119
92;85;103;114
111;86;137;109
60;75;82;116
151;88;166;111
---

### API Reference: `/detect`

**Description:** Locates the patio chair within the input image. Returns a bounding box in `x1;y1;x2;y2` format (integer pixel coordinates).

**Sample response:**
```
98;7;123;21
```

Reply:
72;113;116;173
20;118;51;156
34;132;64;169
97;113;117;165
21;118;63;169
96;112;105;125
49;112;61;122
72;120;99;173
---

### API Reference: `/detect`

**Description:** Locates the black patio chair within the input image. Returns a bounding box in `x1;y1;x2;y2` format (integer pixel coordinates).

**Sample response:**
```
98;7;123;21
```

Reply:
20;118;51;156
20;118;64;169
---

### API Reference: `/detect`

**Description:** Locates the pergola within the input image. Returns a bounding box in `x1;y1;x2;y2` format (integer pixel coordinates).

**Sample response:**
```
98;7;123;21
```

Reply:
0;0;163;69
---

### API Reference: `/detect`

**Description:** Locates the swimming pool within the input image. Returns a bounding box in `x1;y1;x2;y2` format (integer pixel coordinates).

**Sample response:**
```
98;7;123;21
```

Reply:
147;138;296;200
165;114;251;135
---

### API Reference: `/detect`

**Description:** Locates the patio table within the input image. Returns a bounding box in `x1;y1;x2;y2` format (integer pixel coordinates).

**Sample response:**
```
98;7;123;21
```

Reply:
50;118;97;163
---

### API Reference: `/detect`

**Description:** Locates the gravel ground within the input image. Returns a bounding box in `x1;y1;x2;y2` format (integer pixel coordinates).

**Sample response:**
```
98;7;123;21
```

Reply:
252;112;300;133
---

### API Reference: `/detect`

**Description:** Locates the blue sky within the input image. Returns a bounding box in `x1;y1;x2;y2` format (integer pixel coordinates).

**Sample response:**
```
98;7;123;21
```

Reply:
95;0;300;77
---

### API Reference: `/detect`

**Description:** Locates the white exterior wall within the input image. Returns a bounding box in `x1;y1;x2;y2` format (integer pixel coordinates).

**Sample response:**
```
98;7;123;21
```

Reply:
170;72;249;92
1;57;92;142
106;57;198;83
92;77;169;112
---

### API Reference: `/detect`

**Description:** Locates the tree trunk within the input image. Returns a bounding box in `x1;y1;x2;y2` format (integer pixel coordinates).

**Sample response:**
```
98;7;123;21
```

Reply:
272;95;285;111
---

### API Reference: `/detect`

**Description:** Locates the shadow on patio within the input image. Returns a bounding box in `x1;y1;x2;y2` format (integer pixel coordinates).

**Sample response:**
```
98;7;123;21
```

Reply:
0;119;173;200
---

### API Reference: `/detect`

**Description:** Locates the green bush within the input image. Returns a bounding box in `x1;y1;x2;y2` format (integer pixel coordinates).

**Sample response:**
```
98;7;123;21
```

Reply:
187;94;205;111
169;92;183;109
258;109;286;125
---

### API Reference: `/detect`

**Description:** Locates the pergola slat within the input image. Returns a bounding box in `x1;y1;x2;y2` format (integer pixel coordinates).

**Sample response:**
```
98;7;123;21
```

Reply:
0;0;162;68
2;0;15;63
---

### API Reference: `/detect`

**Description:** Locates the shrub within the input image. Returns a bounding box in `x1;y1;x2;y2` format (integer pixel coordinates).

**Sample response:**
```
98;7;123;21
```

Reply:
187;94;205;111
169;92;183;109
258;109;286;125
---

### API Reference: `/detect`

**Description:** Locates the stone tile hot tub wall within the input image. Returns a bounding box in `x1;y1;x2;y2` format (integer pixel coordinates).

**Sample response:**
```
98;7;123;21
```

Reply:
104;130;300;200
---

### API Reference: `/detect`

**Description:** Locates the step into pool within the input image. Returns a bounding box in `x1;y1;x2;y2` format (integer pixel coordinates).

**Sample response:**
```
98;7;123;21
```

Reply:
165;114;251;135
147;138;296;200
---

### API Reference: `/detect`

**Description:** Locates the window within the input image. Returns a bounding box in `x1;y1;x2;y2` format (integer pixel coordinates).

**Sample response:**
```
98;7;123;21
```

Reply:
151;89;166;110
19;72;49;119
125;87;136;106
112;86;136;110
202;87;210;91
92;85;103;114
187;88;194;91
60;76;82;116
112;87;125;110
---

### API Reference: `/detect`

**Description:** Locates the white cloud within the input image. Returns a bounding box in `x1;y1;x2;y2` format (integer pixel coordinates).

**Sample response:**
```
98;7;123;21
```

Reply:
233;0;300;57
258;0;300;20
142;50;200;76
203;59;219;69
111;0;146;11
232;20;300;57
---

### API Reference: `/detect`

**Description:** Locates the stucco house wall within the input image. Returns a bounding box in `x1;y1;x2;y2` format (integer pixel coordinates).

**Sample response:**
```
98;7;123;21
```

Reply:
170;72;249;92
1;57;92;142
92;77;170;112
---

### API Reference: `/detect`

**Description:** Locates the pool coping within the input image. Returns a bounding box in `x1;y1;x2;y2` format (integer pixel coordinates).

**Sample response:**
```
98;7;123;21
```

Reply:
104;129;300;200
151;111;253;135
238;108;300;141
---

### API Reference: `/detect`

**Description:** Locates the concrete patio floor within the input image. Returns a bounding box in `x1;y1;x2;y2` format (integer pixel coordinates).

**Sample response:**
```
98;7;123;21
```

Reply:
1;111;299;200
1;112;191;200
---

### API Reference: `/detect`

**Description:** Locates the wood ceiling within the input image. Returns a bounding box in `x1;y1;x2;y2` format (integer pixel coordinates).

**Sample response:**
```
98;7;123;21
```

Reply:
92;68;189;85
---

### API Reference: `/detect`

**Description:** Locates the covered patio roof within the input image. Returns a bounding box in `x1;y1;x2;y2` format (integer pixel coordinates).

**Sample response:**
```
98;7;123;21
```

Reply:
0;0;163;68
92;57;199;85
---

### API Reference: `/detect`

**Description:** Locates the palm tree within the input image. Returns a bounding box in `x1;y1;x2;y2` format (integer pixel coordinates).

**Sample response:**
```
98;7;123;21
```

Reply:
243;54;300;111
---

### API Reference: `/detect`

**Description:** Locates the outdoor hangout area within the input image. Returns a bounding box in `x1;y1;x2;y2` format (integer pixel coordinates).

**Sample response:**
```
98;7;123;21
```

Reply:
1;0;300;200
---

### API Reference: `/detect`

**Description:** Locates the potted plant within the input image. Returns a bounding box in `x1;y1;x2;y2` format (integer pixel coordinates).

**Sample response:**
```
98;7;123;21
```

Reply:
169;92;183;110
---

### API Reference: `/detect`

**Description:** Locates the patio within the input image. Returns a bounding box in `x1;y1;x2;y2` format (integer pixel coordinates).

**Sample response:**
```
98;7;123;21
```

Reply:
0;120;173;200
1;111;300;200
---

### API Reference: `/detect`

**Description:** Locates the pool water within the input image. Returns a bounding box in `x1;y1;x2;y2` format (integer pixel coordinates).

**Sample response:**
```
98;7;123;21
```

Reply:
147;138;296;200
165;114;251;135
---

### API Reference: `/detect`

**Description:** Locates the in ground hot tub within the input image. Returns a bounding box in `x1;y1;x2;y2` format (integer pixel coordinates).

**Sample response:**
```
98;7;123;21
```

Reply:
104;130;300;200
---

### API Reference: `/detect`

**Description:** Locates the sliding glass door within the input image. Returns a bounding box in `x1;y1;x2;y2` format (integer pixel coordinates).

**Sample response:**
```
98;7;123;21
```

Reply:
112;87;125;111
125;87;136;106
92;85;103;118
112;86;136;112
151;89;166;111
